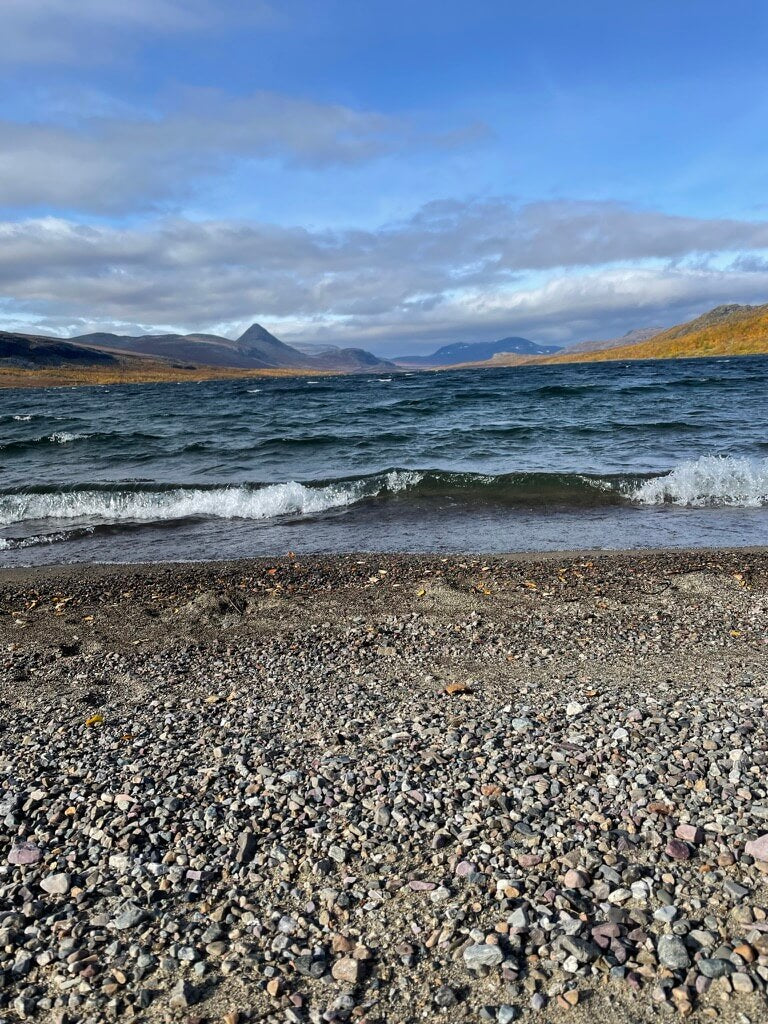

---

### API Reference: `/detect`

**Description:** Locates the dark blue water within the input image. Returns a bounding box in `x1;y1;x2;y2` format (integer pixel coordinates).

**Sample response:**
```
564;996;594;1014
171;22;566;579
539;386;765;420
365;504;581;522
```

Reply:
1;356;767;564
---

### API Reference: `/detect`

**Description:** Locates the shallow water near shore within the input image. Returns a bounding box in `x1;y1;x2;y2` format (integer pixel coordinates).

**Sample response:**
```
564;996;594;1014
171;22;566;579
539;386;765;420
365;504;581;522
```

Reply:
1;354;768;564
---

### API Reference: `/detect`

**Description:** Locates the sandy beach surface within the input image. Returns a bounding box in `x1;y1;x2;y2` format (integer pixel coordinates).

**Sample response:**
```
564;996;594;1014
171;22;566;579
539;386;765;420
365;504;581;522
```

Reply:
2;549;768;1024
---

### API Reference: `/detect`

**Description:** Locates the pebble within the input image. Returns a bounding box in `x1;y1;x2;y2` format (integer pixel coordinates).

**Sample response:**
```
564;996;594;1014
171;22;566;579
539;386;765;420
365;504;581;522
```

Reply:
7;842;42;866
433;985;458;1008
698;958;734;979
463;944;504;970
497;1005;519;1023
675;824;704;844
0;553;767;1022
39;872;70;895
744;834;768;861
665;839;691;861
563;869;589;889
658;935;691;970
331;958;364;985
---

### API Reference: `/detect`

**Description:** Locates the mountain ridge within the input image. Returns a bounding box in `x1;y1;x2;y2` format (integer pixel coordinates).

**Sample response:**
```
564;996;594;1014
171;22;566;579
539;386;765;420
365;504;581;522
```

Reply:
393;336;561;366
0;322;394;374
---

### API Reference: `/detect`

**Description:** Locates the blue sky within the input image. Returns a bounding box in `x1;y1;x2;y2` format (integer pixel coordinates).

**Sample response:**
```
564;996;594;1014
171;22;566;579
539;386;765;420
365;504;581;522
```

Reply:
2;0;768;354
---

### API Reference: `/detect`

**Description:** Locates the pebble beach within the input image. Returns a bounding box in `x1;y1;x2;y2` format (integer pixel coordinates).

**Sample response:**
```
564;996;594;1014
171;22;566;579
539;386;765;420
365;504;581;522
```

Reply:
2;549;768;1024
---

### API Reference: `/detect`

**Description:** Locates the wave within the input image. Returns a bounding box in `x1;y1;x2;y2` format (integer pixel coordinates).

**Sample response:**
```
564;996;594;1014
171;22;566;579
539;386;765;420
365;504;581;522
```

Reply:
0;431;87;451
629;455;768;507
0;458;766;549
0;471;423;529
0;430;163;453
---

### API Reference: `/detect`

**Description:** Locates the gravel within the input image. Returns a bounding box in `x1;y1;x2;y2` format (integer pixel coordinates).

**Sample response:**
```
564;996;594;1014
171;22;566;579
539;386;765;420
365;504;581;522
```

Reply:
0;549;767;1023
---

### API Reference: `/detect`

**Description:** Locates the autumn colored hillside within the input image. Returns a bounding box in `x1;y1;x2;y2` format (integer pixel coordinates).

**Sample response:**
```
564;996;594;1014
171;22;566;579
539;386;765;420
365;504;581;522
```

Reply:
543;303;768;364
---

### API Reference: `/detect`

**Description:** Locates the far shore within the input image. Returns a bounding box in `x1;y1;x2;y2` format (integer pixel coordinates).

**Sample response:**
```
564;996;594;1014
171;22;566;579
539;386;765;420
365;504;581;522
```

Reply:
2;344;768;389
0;362;335;389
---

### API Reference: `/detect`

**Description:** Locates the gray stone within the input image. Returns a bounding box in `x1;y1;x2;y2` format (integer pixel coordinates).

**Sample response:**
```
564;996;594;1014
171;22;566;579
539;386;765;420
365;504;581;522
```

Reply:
463;943;504;970
657;934;690;970
113;904;147;930
235;830;257;865
698;958;734;979
434;985;458;1008
497;1006;519;1023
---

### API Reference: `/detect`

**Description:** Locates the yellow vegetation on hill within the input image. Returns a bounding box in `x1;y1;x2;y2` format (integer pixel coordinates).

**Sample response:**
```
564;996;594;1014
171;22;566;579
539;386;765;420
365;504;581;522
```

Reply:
0;361;329;390
541;303;768;364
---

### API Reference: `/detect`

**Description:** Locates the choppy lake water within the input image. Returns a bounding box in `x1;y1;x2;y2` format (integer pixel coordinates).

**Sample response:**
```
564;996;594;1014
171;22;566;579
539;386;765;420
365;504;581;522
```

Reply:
1;356;768;564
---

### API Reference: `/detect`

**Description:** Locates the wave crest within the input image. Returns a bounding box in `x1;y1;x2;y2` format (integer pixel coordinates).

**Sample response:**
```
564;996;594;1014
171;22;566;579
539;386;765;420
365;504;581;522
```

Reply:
0;470;423;528
629;456;768;507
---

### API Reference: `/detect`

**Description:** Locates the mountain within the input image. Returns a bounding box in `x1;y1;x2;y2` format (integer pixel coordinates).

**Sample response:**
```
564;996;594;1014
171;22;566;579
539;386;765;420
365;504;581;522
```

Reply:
73;322;395;372
563;327;662;354
543;304;768;364
0;331;118;368
393;336;561;366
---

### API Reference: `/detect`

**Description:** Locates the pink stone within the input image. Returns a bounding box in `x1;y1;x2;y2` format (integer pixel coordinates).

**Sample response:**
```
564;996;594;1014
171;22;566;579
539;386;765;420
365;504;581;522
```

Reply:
518;854;542;868
8;842;41;866
564;868;590;889
745;834;768;862
408;879;436;891
676;823;704;844
665;839;691;860
455;860;475;877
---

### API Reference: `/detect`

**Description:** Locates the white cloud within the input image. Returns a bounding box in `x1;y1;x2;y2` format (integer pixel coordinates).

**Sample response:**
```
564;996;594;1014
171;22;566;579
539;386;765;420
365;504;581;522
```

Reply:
1;200;768;352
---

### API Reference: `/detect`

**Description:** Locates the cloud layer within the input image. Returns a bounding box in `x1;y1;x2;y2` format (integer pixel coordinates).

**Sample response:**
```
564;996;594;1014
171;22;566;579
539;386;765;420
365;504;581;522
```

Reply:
0;92;419;212
2;0;265;64
2;199;768;352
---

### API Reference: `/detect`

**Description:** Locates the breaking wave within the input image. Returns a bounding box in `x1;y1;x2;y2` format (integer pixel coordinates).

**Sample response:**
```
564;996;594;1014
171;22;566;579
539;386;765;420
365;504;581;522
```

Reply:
629;455;768;507
0;471;423;531
1;457;767;551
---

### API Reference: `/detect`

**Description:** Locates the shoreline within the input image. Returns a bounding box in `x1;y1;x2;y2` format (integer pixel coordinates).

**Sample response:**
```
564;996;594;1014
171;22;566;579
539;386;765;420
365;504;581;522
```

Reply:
2;542;768;582
2;346;767;389
0;363;334;390
2;549;768;1022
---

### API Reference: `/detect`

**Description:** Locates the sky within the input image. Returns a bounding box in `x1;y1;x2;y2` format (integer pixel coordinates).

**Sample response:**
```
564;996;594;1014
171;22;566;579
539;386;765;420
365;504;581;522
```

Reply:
2;1;768;355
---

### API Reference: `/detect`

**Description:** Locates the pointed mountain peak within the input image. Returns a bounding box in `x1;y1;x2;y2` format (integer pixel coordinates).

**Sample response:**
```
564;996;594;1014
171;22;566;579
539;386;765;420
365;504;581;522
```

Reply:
237;322;283;347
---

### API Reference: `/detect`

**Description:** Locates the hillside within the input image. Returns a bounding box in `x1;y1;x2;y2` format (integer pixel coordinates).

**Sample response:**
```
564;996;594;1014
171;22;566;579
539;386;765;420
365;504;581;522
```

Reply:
0;321;395;387
0;332;118;368
74;322;394;372
449;304;768;370
543;304;768;364
562;326;662;354
0;328;334;389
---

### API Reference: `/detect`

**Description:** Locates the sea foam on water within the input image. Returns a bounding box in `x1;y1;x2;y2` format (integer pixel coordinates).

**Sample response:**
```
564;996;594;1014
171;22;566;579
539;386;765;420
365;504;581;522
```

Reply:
630;455;768;507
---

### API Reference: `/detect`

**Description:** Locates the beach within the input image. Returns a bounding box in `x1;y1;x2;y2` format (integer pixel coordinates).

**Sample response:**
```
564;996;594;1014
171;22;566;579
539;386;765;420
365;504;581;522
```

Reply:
2;549;768;1023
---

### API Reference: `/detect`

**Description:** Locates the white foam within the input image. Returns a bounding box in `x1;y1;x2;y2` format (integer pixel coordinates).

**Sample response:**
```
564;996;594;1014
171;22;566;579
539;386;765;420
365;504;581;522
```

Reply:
0;471;423;528
630;455;768;507
12;414;33;421
48;432;85;444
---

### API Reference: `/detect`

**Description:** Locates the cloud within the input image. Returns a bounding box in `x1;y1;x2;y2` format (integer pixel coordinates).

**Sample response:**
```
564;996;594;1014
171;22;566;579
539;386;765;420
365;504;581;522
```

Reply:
2;0;268;64
0;91;417;212
1;199;768;352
